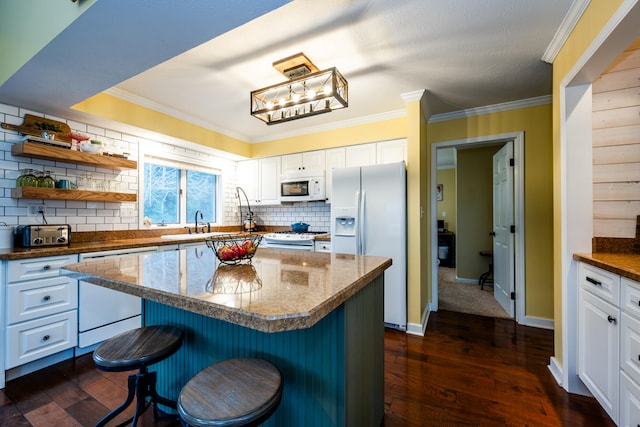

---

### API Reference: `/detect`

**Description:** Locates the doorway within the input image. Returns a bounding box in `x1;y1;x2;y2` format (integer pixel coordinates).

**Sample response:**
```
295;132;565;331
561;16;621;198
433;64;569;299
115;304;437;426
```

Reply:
430;132;525;324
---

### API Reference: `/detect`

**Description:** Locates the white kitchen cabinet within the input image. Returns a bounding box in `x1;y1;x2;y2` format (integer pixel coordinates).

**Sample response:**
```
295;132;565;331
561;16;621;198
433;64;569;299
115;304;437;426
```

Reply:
237;157;281;206
377;139;407;165
281;151;325;175
345;144;376;167
578;288;619;423
576;261;640;426
620;371;640;426
5;255;78;371
324;147;346;203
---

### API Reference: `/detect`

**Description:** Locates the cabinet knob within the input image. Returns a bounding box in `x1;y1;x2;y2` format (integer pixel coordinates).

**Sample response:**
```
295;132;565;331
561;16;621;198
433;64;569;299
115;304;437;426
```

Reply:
607;315;616;324
42;264;51;271
42;335;50;341
43;295;51;302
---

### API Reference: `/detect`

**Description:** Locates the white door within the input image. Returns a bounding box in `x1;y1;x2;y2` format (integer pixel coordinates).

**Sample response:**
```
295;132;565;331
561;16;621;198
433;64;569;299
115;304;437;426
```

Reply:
493;141;515;316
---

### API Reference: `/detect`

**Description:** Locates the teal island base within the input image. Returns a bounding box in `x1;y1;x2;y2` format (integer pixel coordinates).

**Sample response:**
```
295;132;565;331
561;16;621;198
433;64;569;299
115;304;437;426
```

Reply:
145;273;384;427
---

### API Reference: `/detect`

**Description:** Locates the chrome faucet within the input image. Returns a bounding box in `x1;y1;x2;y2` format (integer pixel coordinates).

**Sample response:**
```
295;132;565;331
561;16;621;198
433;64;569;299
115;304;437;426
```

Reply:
195;210;203;233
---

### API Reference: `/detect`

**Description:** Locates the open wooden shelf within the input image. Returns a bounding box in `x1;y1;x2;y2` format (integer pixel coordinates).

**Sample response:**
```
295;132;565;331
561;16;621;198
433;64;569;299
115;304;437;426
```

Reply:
11;141;137;170
12;187;137;202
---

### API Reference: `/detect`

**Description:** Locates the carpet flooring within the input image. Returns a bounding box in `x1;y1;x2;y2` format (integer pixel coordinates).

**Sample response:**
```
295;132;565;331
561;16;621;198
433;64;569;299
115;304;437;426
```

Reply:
438;267;511;319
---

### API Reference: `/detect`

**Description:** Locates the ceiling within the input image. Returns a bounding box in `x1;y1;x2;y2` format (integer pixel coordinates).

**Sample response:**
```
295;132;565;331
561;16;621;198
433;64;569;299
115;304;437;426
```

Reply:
0;0;575;144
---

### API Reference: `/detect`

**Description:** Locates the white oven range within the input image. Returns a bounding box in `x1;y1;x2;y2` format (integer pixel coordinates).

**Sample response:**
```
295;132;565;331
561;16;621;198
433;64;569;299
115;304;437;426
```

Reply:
261;232;325;251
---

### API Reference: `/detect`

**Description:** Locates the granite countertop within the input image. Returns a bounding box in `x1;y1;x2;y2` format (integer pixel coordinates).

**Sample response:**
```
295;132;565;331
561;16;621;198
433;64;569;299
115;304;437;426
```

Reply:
573;252;640;282
61;248;390;333
0;230;331;261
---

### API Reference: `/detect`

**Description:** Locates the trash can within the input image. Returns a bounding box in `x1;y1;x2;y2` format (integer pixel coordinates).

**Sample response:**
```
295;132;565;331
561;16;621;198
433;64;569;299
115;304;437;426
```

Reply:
438;246;449;260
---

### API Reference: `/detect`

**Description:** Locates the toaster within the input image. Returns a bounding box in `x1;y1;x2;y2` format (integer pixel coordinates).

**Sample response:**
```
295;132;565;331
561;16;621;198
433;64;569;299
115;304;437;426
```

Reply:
14;224;71;247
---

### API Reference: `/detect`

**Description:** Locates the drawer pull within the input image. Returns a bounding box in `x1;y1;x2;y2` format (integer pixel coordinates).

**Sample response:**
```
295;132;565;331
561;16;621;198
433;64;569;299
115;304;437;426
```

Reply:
42;335;50;341
42;264;52;271
42;295;51;302
607;315;616;324
586;276;601;286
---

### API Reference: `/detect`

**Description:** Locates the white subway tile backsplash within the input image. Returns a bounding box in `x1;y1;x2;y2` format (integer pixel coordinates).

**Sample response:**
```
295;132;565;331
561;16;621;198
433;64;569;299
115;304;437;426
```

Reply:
1;102;333;232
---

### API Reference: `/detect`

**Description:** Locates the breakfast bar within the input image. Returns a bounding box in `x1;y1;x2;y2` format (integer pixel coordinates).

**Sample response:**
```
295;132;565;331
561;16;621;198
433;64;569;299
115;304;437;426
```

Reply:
62;246;391;426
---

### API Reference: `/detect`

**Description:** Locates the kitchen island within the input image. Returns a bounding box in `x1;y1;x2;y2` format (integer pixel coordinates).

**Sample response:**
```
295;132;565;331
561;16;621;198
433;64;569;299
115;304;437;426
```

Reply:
62;246;391;426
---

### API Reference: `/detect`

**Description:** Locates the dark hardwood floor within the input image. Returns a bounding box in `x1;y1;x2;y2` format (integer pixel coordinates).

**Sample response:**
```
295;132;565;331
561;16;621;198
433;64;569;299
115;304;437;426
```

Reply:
1;310;613;426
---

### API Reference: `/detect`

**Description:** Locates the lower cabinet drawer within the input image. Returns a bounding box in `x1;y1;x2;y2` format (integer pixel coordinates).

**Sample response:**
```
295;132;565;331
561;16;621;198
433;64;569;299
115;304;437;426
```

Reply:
6;310;78;369
7;276;78;324
620;371;640;427
7;254;78;283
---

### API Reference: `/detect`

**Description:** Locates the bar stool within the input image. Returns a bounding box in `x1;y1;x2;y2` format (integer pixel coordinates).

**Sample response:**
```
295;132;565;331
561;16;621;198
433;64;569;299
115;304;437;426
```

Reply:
478;250;493;290
178;358;283;427
93;325;184;427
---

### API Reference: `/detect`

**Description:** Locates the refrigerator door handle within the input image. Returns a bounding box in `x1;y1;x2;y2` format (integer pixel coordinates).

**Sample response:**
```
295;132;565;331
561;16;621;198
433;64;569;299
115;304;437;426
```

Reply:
355;190;361;254
359;190;366;254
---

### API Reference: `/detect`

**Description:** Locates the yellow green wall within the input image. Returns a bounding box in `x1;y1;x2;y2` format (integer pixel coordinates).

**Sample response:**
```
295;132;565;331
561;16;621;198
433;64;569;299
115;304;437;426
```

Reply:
551;0;625;373
0;0;97;86
428;104;553;319
75;89;553;326
456;145;499;281
436;168;456;233
251;117;407;157
73;94;251;158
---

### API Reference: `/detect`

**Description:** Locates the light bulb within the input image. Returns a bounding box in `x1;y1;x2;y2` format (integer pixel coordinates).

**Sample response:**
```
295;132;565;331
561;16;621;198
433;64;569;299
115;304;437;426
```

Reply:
307;89;316;98
292;93;301;102
266;101;274;109
323;85;333;96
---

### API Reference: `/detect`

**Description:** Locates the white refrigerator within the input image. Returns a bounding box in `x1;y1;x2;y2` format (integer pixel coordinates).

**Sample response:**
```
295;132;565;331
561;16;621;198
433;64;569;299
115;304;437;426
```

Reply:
331;161;407;330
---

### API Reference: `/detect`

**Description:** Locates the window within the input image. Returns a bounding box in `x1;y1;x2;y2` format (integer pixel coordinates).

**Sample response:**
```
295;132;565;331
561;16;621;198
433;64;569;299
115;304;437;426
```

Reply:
143;162;218;226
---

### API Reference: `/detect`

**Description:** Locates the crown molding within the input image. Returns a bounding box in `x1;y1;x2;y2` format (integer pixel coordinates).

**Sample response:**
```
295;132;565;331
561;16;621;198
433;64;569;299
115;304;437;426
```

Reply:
103;87;248;142
250;109;407;143
542;0;591;63
428;95;551;123
400;90;426;103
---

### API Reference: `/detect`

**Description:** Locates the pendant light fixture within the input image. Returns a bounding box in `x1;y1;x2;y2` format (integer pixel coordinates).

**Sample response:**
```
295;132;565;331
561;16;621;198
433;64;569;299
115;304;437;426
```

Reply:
250;53;348;125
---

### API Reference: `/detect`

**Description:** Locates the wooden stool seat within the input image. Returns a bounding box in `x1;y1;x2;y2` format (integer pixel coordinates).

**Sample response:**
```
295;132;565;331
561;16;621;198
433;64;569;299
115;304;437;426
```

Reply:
93;325;184;427
178;358;283;427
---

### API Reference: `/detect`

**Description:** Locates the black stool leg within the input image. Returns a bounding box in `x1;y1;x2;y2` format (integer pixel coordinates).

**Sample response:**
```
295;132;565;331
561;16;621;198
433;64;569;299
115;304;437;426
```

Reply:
95;374;137;427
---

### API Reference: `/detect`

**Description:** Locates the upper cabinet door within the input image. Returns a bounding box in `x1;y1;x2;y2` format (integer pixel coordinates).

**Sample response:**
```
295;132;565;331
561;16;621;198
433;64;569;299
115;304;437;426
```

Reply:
377;139;407;165
281;151;325;175
237;158;281;205
345;144;376;168
324;148;346;203
258;157;281;205
237;160;258;203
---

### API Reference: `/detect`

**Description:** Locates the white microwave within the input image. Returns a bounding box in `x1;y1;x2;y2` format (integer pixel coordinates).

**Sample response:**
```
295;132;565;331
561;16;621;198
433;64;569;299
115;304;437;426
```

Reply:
280;175;326;202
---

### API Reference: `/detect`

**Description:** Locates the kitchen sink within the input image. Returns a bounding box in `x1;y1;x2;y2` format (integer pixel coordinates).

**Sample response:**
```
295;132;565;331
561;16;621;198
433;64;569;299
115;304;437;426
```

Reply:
160;232;238;241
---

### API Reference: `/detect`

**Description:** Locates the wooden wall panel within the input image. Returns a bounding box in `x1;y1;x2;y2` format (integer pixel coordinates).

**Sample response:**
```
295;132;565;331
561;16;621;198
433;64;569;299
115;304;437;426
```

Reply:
593;145;640;164
592;39;640;238
594;201;640;218
593;124;640;146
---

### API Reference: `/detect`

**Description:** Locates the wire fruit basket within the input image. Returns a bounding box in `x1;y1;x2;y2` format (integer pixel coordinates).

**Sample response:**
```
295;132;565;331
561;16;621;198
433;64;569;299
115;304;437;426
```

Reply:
205;234;262;265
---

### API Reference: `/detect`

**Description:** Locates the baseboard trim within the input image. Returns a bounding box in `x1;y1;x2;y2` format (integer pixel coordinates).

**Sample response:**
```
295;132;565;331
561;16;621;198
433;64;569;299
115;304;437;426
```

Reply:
548;356;563;386
406;306;430;336
523;315;554;330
